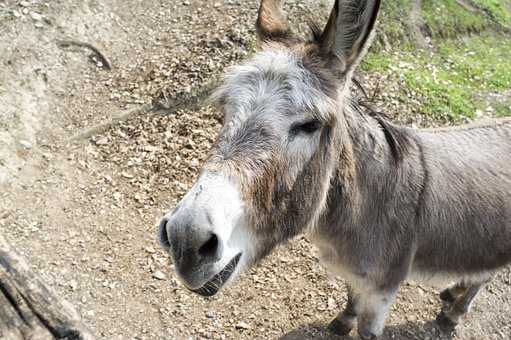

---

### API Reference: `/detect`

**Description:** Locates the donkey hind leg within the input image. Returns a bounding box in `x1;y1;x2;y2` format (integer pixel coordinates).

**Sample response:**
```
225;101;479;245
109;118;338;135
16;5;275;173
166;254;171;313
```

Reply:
356;289;398;340
328;286;359;336
436;283;486;332
439;283;468;304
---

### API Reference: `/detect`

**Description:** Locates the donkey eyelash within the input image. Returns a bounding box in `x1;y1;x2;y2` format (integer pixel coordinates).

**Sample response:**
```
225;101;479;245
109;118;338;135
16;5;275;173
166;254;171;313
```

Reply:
290;119;322;136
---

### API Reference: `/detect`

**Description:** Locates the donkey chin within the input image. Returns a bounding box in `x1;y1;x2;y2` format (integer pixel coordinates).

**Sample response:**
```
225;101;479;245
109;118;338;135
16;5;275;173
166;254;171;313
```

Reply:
159;171;255;297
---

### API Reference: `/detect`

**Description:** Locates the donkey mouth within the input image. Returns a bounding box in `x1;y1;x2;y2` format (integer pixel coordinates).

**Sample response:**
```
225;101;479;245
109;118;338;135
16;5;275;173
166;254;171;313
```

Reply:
191;253;242;297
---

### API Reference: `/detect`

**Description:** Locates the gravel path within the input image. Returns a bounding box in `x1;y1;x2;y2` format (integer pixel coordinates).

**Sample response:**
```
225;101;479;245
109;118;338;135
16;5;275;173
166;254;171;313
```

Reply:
0;1;509;339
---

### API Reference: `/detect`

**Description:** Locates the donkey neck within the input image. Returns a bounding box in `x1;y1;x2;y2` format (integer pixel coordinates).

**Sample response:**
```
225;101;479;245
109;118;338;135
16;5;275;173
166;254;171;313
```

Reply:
343;101;400;172
318;98;420;230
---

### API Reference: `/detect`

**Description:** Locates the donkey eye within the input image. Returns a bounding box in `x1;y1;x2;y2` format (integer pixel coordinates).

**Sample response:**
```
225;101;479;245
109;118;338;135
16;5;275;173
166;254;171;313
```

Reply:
290;120;322;136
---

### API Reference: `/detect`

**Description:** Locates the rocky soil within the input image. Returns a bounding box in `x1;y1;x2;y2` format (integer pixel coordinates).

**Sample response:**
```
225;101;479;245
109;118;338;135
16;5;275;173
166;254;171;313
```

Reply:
0;0;510;339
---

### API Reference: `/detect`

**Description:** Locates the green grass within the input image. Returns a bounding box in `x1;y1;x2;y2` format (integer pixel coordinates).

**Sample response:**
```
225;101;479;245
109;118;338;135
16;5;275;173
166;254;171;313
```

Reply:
377;0;412;45
422;0;490;38
495;101;511;117
376;0;511;44
362;35;511;121
362;0;511;122
472;0;511;26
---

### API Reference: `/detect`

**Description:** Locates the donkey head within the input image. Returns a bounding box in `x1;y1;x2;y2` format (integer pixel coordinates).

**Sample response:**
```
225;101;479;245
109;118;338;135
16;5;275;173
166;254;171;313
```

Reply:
159;0;381;296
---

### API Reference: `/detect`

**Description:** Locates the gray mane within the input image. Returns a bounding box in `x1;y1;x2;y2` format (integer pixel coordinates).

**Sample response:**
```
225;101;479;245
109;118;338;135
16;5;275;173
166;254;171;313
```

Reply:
349;96;411;164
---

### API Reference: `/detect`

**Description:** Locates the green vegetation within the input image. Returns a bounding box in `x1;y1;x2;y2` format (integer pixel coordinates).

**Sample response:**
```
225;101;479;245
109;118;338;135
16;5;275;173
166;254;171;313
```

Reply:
473;0;511;26
363;0;511;122
378;0;412;45
494;101;511;117
377;0;511;43
422;0;490;38
363;35;511;121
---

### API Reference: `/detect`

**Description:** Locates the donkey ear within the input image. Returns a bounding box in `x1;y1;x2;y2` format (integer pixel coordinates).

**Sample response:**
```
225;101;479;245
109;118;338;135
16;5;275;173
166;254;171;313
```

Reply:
256;0;292;42
319;0;381;74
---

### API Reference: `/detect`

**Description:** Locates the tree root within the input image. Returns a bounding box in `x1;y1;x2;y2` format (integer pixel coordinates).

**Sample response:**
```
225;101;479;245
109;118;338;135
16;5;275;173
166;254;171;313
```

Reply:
68;104;153;142
69;79;219;142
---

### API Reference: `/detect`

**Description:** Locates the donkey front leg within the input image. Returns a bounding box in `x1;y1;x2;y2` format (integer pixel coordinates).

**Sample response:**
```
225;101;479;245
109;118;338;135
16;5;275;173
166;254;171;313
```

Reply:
328;282;398;339
356;288;398;339
439;283;468;304
328;286;359;336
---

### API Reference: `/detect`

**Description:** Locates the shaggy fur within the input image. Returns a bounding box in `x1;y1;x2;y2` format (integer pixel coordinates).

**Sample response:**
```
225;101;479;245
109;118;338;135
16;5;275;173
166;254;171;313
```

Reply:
159;1;511;338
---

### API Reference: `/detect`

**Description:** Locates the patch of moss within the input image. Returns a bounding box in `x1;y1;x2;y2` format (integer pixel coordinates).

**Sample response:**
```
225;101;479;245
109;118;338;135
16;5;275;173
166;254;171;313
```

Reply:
363;34;511;121
373;0;509;46
472;0;511;26
422;0;491;38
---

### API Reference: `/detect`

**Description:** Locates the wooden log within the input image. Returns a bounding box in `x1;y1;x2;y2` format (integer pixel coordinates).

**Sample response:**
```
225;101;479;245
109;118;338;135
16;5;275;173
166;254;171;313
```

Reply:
0;235;95;340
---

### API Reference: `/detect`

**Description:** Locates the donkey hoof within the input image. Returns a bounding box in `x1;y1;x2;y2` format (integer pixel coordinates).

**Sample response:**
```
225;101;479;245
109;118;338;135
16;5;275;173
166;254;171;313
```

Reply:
439;289;456;304
436;311;457;333
327;318;353;336
358;329;377;340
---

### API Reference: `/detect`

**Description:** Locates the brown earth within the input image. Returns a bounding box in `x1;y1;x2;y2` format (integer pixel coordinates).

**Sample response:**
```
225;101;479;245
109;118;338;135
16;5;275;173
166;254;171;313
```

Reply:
0;1;510;339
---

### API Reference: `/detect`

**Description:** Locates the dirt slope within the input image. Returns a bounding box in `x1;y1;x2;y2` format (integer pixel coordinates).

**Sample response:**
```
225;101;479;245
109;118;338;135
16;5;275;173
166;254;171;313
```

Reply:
0;1;510;339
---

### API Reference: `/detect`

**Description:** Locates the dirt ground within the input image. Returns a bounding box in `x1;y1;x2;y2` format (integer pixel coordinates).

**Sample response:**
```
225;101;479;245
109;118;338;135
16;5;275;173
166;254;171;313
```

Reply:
1;1;510;339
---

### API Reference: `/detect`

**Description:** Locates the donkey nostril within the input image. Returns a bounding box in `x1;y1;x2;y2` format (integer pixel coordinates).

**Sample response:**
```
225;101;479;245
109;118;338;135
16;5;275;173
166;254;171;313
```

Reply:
198;233;219;259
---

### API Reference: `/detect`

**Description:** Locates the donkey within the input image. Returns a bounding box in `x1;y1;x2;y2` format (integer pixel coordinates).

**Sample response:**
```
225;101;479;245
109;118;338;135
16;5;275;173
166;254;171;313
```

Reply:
158;0;511;338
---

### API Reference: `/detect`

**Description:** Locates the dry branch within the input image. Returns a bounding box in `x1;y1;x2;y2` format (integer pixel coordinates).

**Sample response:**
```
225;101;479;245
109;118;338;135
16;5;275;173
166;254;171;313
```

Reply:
151;77;219;114
57;40;112;70
69;104;153;142
69;79;218;142
0;235;95;340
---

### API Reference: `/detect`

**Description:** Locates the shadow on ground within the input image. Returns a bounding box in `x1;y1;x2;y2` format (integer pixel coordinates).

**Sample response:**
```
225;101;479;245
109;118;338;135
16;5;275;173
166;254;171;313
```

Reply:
279;320;454;340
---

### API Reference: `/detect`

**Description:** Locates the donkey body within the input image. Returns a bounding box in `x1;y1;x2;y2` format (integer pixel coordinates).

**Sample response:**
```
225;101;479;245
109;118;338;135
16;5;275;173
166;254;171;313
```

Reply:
313;110;511;336
159;0;511;338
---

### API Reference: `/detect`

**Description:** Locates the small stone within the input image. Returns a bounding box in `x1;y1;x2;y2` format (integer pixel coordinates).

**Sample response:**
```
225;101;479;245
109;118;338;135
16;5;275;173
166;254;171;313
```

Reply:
19;140;32;149
95;137;108;145
121;171;134;179
30;12;42;21
68;279;78;291
235;321;250;330
327;297;336;310
152;270;166;280
190;158;199;167
19;1;30;7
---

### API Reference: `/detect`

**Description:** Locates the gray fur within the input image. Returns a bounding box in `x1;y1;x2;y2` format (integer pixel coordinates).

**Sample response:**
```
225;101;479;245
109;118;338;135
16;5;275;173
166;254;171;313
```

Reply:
315;105;511;337
159;0;511;338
